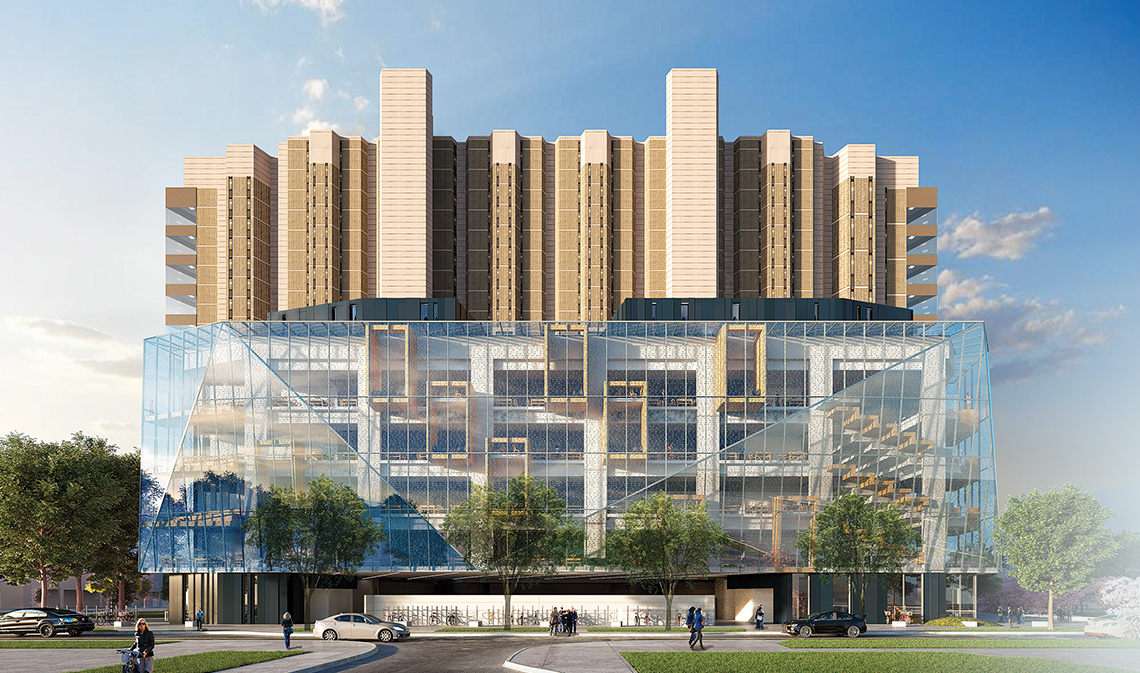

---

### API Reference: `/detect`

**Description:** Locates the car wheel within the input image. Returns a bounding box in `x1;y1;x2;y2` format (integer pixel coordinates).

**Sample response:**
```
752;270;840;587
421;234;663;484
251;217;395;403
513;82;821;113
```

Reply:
39;623;55;638
847;625;861;638
322;629;338;641
799;625;812;638
378;629;394;642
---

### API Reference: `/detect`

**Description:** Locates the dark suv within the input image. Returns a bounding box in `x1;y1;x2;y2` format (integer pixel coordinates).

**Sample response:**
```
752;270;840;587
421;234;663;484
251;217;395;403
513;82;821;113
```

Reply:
783;610;868;638
0;608;95;637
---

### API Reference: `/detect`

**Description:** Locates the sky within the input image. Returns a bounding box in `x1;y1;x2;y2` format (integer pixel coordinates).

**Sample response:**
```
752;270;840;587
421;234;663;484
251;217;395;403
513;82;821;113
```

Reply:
0;0;1137;521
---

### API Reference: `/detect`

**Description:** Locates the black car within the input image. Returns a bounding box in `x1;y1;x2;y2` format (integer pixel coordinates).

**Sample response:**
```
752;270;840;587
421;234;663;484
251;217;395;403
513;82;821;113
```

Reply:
0;608;96;637
783;610;868;638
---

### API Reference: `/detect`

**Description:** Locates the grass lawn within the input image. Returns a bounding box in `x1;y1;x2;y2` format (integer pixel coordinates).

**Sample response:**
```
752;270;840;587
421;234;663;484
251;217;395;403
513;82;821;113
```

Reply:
0;640;176;649
588;627;745;633
780;637;1140;649
71;650;303;673
931;627;1084;632
621;651;1130;672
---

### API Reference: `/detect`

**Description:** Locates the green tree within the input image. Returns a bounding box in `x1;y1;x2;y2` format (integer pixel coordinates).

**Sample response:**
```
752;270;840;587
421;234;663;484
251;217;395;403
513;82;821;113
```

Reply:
0;432;124;608
994;484;1118;630
796;492;922;616
1101;530;1140;579
243;475;385;625
440;476;582;631
72;438;156;614
607;493;728;631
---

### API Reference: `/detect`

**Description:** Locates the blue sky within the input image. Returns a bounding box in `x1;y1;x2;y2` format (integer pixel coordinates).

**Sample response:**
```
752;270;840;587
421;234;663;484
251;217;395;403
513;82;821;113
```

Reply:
0;0;1137;519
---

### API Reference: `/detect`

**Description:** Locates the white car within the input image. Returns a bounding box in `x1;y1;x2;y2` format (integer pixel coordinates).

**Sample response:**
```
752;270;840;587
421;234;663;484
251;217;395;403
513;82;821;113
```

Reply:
313;613;411;642
1084;614;1125;639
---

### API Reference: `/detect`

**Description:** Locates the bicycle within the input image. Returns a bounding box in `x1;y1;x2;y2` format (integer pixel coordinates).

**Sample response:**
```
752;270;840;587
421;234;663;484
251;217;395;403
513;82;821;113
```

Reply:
117;648;143;673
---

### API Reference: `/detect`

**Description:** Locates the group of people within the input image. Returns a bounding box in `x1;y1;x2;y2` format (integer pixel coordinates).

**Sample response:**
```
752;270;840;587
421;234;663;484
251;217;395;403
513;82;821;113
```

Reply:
683;606;707;649
997;606;1025;625
549;606;578;635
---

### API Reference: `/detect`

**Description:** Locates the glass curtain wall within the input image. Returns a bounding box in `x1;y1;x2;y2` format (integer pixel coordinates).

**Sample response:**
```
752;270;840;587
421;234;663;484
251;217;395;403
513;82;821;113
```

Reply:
140;321;997;577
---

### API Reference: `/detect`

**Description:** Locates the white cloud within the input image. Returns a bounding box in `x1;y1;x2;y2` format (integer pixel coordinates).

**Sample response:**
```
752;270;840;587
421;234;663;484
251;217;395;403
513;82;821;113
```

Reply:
302;78;328;101
334;45;345;61
939;207;1056;260
245;0;345;24
295;55;310;70
353;95;369;112
292;106;315;124
426;10;444;32
7;317;113;344
938;269;1125;383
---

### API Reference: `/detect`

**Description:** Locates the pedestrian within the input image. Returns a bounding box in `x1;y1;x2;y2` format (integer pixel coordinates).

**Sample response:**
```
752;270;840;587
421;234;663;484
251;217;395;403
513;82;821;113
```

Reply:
549;607;559;636
281;611;294;650
196;606;204;631
997;606;1005;624
1017;606;1024;625
560;607;570;635
691;607;706;650
131;618;156;673
685;606;696;647
570;606;578;635
1007;607;1014;628
755;604;765;630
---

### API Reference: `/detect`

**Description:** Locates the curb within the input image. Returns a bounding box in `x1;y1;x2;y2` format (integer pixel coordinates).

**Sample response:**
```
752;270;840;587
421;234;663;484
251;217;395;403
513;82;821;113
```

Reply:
503;646;559;673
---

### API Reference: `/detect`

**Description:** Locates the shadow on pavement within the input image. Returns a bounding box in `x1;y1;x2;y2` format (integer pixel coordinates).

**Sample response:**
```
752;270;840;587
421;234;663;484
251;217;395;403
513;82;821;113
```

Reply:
317;643;400;672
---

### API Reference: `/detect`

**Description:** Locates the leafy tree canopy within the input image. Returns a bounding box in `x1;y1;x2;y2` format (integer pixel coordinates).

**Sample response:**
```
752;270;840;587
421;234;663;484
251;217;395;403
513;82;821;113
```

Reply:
1102;530;1140;579
0;432;126;606
608;492;728;630
796;492;922;615
441;476;582;630
994;483;1117;629
243;475;384;623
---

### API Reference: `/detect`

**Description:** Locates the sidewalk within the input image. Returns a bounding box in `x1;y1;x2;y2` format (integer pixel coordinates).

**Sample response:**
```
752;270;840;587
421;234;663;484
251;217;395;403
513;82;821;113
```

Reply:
7;638;376;673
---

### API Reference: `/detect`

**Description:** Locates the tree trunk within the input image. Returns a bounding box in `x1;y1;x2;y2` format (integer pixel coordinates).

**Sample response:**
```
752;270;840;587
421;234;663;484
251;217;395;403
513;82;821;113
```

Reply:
303;579;315;628
76;576;84;612
664;584;674;632
39;567;49;608
504;584;512;632
118;579;126;620
1047;583;1055;631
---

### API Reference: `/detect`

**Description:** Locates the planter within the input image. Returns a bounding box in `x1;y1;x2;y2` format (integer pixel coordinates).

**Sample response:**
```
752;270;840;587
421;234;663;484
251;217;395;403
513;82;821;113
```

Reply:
892;620;909;627
962;621;978;628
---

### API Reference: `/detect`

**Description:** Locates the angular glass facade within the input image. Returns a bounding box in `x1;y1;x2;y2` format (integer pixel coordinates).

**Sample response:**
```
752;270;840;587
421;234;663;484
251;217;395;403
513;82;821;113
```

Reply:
140;321;997;577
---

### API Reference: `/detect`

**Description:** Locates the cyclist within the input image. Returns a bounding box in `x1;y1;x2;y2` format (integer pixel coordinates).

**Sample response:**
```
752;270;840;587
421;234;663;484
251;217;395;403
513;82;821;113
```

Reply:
130;618;156;672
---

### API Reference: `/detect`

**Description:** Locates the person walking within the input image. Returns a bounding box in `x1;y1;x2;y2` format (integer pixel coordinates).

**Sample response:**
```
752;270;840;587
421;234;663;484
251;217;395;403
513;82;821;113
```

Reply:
131;618;156;672
281;612;294;650
997;606;1005;624
560;607;570;635
195;607;204;631
549;607;560;636
755;604;765;630
570;607;578;635
1007;607;1015;628
691;607;706;650
1017;606;1024;625
685;606;696;647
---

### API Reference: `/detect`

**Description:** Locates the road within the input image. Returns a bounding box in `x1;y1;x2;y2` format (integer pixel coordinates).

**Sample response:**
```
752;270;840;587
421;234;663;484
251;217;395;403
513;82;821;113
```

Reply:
323;636;534;673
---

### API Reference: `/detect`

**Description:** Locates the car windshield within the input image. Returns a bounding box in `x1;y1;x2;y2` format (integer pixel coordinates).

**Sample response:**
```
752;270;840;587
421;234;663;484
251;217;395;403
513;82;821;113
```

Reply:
361;614;382;624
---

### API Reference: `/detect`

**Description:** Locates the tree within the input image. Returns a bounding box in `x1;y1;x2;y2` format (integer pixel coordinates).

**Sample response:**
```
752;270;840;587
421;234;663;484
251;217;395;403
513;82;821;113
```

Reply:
440;476;582;631
63;435;153;615
994;483;1118;630
1101;530;1140;579
796;492;922;616
607;493;728;631
0;432;124;608
243;475;385;625
1099;576;1140;639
